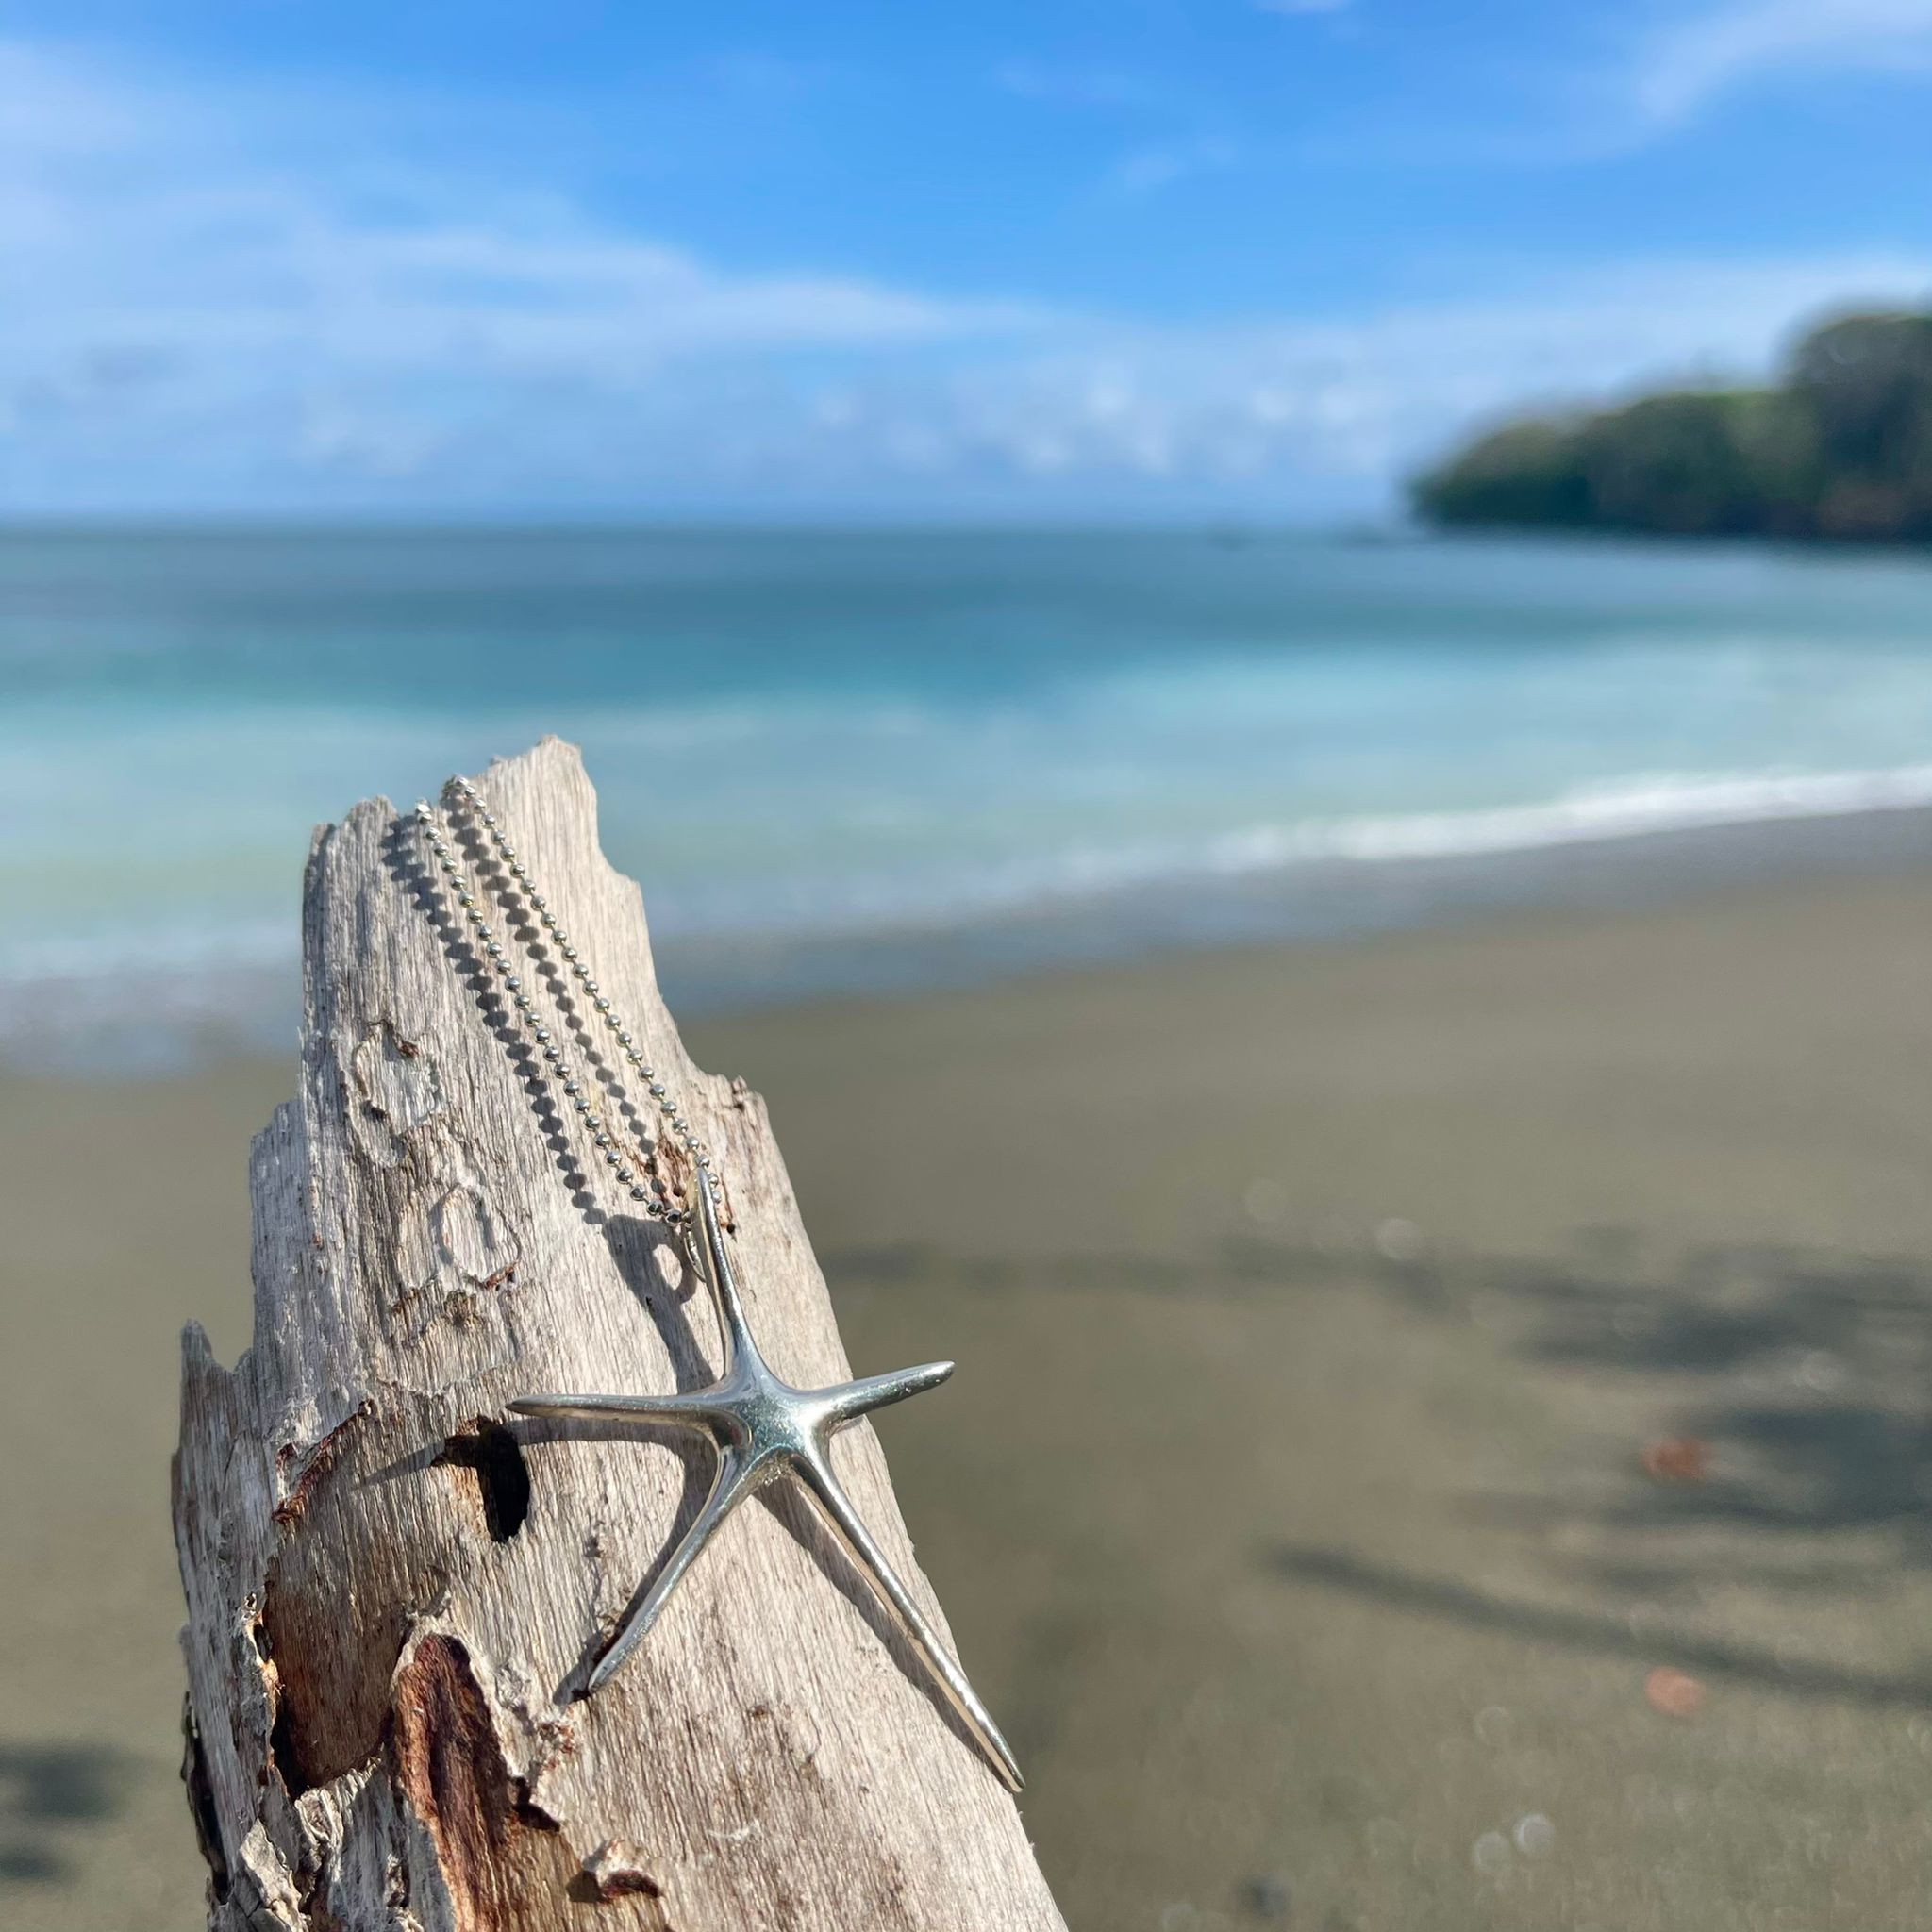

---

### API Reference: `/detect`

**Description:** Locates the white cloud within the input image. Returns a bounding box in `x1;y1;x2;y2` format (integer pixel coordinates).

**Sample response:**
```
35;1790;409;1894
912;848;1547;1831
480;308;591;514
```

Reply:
862;252;1932;494
0;39;1039;486
1311;1;1932;165
0;37;1927;514
1633;0;1932;126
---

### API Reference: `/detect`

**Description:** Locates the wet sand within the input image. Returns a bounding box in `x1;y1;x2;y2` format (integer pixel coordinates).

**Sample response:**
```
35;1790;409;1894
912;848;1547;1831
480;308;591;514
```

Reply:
5;864;1932;1929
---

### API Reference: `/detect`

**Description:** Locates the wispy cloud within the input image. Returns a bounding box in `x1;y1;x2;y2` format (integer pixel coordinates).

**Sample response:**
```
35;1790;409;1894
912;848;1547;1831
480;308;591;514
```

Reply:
992;59;1158;108
1108;135;1239;193
0;43;1029;366
1632;0;1932;126
993;57;1233;196
0;37;1926;514
1306;0;1932;169
845;253;1932;495
1254;0;1355;16
0;40;1041;496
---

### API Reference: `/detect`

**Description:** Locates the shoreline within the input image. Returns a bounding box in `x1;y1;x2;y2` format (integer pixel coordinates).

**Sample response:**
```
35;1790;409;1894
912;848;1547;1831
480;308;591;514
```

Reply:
8;791;1932;1078
662;785;1932;1018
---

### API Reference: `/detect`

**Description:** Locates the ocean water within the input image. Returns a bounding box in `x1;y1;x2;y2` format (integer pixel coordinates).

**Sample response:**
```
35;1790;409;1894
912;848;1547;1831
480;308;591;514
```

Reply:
5;525;1932;1069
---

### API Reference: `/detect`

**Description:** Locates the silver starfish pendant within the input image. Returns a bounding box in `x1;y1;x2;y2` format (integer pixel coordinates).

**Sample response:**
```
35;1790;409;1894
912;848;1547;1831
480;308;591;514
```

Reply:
510;1166;1023;1791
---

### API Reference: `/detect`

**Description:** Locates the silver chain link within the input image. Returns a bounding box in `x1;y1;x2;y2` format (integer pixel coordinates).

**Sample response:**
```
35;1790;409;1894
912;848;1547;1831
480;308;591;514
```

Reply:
413;777;712;1224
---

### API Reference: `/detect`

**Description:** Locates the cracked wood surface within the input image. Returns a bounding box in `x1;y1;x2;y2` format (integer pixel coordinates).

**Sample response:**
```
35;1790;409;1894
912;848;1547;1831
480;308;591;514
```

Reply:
172;738;1066;1932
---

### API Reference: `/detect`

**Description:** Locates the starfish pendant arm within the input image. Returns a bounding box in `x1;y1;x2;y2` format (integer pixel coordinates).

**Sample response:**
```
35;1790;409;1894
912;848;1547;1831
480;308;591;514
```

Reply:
689;1166;757;1362
822;1359;958;1424
509;1167;1024;1790
793;1439;1025;1793
588;1445;752;1692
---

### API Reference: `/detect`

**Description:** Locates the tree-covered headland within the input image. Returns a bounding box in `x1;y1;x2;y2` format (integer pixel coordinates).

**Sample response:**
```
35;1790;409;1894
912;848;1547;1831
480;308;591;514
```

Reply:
1411;309;1932;541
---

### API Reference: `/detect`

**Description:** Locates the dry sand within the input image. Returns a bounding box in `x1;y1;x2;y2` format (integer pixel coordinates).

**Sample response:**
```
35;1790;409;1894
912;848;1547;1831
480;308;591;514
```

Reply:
5;865;1932;1929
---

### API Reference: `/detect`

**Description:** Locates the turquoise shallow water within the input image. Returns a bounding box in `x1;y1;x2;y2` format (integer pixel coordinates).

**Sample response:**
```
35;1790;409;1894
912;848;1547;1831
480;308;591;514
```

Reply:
6;525;1932;1065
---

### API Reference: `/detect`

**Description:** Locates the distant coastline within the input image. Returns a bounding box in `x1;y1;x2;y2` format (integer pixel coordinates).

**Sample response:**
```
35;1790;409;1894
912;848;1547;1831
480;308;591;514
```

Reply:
1413;308;1932;544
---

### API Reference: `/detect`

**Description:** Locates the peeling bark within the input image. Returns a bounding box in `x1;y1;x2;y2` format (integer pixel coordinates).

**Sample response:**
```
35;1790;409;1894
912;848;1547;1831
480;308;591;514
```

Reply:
173;739;1065;1930
391;1636;577;1932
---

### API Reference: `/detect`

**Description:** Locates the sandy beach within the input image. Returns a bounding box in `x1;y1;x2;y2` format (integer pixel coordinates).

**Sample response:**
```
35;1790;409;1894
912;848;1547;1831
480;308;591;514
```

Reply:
5;858;1932;1930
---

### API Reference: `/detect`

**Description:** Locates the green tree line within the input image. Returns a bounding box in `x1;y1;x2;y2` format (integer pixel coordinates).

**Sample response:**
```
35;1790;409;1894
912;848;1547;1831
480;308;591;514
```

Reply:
1411;309;1932;541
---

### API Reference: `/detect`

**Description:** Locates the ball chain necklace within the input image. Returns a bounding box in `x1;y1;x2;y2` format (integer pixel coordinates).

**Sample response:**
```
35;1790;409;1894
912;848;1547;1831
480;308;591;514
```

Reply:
414;777;1023;1791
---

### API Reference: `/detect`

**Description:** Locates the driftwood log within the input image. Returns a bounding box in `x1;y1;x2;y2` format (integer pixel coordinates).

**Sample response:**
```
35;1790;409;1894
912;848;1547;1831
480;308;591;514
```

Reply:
173;739;1066;1932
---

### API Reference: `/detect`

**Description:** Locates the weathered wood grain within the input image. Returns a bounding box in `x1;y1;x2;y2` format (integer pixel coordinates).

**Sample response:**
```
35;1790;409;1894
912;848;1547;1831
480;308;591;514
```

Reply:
173;738;1067;1931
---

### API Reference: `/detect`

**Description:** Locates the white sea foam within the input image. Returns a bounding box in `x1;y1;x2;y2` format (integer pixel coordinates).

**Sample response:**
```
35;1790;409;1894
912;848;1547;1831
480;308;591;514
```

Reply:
1198;762;1932;874
6;760;1929;1071
627;759;1932;940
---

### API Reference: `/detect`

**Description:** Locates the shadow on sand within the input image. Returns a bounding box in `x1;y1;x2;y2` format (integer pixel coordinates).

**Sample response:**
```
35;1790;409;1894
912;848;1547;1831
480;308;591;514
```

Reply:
832;1226;1932;1707
0;1741;134;1884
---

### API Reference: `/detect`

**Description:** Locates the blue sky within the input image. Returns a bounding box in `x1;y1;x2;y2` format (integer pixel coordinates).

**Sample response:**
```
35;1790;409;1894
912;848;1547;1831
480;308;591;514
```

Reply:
3;3;1930;518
